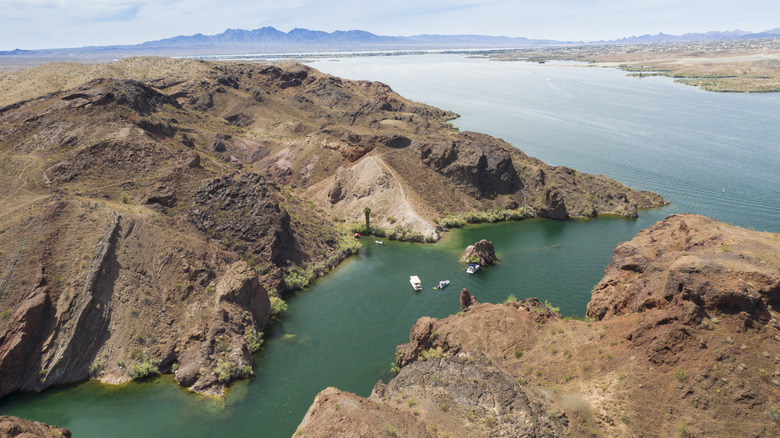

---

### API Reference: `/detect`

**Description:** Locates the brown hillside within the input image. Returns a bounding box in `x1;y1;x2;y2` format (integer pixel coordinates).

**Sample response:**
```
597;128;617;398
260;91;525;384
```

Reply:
0;57;663;398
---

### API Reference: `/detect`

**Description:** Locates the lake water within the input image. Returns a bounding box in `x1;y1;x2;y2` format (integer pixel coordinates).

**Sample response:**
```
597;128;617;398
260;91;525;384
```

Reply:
1;55;777;437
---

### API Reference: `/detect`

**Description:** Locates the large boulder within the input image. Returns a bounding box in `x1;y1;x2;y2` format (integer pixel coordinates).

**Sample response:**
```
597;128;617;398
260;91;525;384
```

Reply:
461;239;498;266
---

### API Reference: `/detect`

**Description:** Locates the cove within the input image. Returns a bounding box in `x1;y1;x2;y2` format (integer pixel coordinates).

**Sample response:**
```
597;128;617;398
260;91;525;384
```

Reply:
1;54;777;437
0;211;673;437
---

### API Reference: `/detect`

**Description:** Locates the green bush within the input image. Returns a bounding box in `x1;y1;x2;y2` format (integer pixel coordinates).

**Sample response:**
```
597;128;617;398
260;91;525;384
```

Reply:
418;347;444;361
283;266;314;291
270;296;288;315
213;358;237;382
129;356;158;379
245;330;264;353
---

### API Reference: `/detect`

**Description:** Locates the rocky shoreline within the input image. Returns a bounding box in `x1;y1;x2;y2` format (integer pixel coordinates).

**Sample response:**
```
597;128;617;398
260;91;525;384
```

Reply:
295;214;780;437
0;57;666;402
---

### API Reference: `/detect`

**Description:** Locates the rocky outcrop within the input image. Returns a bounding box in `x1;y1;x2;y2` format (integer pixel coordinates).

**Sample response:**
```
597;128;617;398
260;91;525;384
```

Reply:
461;239;497;265
0;416;71;438
0;280;54;397
587;214;780;321
174;261;270;395
537;187;568;219
297;216;780;437
188;172;302;266
459;288;478;312
419;131;522;199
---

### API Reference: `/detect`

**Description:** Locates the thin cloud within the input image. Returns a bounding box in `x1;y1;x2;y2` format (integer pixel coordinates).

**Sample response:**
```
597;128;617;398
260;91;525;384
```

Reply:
0;0;777;50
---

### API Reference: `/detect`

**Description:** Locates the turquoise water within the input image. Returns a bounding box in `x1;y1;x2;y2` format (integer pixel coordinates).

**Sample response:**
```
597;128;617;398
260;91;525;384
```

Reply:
1;55;777;437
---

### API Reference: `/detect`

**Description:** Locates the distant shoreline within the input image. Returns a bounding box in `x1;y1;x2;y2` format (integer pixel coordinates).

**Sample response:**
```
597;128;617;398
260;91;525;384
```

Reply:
2;38;779;93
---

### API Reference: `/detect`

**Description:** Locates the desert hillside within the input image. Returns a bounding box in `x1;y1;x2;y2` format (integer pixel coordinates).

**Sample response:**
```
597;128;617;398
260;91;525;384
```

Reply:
0;57;663;398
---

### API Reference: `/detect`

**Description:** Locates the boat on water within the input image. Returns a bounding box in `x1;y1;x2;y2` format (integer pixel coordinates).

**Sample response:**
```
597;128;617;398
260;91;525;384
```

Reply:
410;275;422;291
433;280;450;290
466;263;479;274
375;240;384;244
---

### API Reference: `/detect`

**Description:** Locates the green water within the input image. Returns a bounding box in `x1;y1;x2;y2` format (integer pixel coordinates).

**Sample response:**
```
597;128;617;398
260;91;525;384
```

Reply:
0;212;673;436
1;55;777;436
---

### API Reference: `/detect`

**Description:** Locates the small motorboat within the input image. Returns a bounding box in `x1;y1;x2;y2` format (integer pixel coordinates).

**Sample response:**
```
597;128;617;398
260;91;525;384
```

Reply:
409;275;422;291
466;263;479;274
433;280;450;290
375;240;384;244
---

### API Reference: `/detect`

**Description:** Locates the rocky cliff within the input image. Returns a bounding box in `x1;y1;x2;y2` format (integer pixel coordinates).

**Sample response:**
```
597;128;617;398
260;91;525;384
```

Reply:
295;215;780;437
0;57;663;399
0;416;71;438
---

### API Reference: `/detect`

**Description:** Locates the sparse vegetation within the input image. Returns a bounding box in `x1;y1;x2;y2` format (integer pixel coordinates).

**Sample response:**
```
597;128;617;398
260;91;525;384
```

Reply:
270;296;288;315
88;359;105;376
245;330;264;353
767;406;780;423
129;356;158;379
213;358;238;382
382;424;397;437
543;300;560;313
419;347;444;361
675;420;692;437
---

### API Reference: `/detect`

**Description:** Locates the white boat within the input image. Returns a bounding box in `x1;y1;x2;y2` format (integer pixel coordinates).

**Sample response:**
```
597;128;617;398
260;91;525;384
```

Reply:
375;240;384;244
410;275;422;291
466;263;479;274
434;280;450;290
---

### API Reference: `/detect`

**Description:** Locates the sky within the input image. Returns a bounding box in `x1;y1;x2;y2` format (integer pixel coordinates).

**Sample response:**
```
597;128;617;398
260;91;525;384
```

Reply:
1;0;778;50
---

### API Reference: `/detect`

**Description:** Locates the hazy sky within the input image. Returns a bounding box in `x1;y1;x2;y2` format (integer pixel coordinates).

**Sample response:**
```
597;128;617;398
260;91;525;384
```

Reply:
1;0;778;50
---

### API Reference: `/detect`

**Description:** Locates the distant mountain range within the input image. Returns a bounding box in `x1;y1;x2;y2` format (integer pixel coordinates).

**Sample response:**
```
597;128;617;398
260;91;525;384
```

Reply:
2;26;780;59
601;28;780;44
134;26;562;50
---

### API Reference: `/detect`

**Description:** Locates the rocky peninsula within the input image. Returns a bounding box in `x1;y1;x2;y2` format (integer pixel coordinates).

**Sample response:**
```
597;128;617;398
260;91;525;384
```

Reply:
0;57;666;402
296;215;780;437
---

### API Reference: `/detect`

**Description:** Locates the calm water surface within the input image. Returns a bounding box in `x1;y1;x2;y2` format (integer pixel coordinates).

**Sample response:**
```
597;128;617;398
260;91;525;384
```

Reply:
1;55;777;437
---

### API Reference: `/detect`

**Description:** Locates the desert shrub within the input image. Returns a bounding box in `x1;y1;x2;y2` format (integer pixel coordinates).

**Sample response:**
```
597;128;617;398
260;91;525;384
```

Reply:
213;358;238;382
418;347;444;361
348;222;368;235
89;359;105;376
283;266;314;290
767;406;780;423
270;296;288;315
129;356;158;379
245;330;264;353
